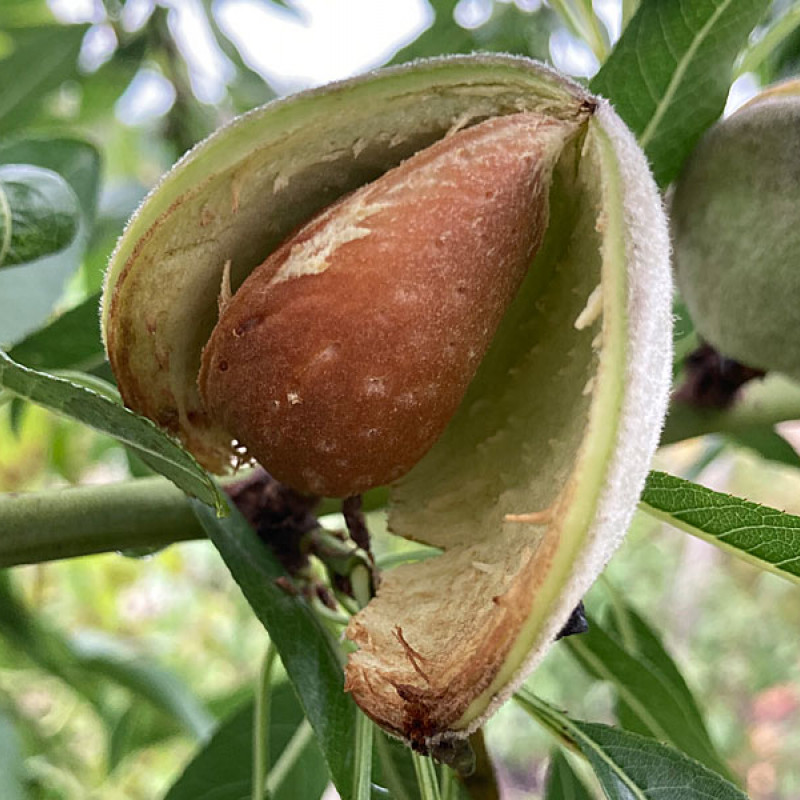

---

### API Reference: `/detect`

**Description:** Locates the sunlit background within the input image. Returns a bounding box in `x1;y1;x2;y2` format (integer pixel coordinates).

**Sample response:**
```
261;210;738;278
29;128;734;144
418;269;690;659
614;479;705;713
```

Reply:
1;1;799;798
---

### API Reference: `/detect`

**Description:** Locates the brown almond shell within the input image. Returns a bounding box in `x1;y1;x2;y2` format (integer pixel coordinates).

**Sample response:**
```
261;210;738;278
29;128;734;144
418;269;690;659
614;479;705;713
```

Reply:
197;113;576;496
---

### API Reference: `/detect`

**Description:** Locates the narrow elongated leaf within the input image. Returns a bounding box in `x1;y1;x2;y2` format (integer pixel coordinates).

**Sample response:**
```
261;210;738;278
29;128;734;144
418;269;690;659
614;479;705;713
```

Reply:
737;4;800;79
0;246;83;345
0;571;213;750
0;0;53;27
641;470;800;584
0;350;224;512
0;137;102;224
354;710;374;800
622;0;640;29
109;686;255;770
572;722;744;800
0;25;88;135
605;604;708;734
373;732;422;800
0;165;80;267
0;571;102;707
391;0;556;63
164;684;327;800
516;690;747;800
193;500;359;799
391;0;470;63
70;635;215;741
0;710;27;800
725;426;800;470
7;292;104;371
591;0;770;186
0;137;101;345
565;613;733;780
0;138;100;224
109;704;176;770
199;0;277;111
544;750;594;800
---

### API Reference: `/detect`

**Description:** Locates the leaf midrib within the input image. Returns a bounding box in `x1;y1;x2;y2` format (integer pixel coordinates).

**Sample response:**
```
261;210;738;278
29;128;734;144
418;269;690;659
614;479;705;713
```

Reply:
536;702;648;800
568;637;671;742
639;501;800;585
639;0;736;147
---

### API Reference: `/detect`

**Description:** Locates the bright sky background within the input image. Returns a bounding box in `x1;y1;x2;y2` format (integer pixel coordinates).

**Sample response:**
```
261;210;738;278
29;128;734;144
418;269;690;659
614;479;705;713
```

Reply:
49;0;760;124
216;0;432;92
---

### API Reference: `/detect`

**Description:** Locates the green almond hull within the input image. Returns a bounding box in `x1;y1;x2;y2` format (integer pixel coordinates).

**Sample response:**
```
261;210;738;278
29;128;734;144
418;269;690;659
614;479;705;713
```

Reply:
102;55;672;746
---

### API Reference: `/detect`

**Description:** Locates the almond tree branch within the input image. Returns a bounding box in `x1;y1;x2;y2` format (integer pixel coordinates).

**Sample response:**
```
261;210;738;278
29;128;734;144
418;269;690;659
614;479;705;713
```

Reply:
0;477;389;568
0;477;202;567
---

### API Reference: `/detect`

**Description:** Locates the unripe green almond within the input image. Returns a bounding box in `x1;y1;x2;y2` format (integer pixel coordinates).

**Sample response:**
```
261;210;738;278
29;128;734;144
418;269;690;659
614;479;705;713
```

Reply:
198;113;573;497
672;82;800;379
102;55;672;750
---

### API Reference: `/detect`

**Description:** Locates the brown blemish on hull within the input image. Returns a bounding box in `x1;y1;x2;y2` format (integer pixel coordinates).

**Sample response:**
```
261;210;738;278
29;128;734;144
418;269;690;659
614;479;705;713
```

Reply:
344;483;569;746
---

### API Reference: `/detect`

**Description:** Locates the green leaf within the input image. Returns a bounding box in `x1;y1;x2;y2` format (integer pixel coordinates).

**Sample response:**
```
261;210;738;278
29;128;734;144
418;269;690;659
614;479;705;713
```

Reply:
565;612;733;780
0;245;83;345
0;572;213;743
354;711;375;800
622;0;641;29
604;603;708;731
516;689;748;800
412;752;442;800
0;165;80;267
0;25;88;135
164;683;327;800
0;570;104;708
724;426;800;470
77;35;148;124
0;137;102;345
0;349;225;512
737;4;800;79
671;298;697;376
70;634;215;742
609;598;720;752
640;470;800;584
109;703;175;771
573;723;744;800
6;292;104;372
390;0;467;63
591;0;770;186
0;0;53;27
0;571;213;778
544;750;594;800
0;710;27;800
373;732;422;800
391;0;556;64
109;686;255;770
0;137;102;224
549;0;609;60
193;500;360;799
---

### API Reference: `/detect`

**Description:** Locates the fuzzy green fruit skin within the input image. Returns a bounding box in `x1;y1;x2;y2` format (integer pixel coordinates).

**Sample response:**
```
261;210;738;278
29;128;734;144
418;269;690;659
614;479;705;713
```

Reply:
672;94;800;379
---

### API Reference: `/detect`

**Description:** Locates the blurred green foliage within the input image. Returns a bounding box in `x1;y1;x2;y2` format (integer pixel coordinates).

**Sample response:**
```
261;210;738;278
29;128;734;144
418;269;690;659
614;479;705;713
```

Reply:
2;1;800;798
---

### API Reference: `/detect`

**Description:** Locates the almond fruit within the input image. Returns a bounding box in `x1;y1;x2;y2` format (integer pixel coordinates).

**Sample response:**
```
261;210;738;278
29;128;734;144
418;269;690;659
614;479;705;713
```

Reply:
102;55;672;750
672;81;800;380
197;113;573;497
